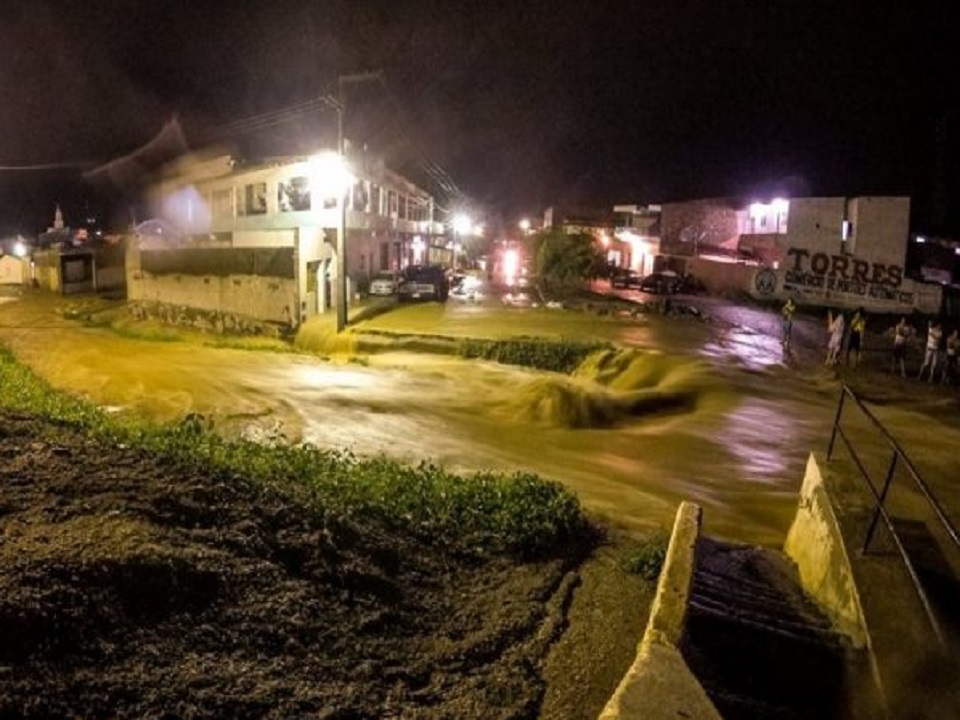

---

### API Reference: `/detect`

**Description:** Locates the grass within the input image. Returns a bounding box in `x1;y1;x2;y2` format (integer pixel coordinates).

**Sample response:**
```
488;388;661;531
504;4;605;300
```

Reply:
457;337;611;374
620;531;669;580
0;343;589;559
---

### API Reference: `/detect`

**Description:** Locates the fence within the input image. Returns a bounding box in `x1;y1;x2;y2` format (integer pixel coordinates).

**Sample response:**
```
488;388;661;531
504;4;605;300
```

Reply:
827;384;960;648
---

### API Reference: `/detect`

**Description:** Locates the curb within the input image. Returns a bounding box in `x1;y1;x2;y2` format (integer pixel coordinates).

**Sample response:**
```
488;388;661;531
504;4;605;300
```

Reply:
598;501;722;720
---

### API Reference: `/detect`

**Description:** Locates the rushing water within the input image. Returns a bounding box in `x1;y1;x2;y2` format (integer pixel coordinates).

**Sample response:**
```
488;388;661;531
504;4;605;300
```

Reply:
3;294;954;548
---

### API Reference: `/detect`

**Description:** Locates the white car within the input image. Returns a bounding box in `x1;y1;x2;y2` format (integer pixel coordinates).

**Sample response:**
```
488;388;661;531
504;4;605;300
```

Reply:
369;273;398;296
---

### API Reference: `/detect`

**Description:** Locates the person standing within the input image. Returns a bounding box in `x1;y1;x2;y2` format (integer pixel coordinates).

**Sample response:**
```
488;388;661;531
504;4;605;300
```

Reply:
941;328;958;384
917;319;943;382
891;316;911;378
826;309;845;365
781;297;797;350
847;307;866;367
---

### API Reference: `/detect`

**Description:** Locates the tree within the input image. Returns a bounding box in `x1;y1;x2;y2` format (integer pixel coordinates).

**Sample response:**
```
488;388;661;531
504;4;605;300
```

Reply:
526;227;605;298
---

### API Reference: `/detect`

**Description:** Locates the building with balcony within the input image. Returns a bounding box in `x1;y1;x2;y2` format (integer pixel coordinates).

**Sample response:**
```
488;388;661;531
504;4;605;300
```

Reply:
127;148;447;329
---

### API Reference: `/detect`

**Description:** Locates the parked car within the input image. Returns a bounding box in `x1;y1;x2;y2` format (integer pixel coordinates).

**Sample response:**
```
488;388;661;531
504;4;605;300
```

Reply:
638;271;682;294
397;265;449;302
369;273;398;296
610;268;643;289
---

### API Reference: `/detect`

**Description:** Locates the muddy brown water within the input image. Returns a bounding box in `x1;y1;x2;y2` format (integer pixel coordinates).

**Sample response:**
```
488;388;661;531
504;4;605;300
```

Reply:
3;293;958;548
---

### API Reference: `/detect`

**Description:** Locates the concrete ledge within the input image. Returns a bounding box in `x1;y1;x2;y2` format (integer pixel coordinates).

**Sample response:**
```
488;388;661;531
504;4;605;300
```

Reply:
784;452;868;648
800;452;960;719
599;501;722;720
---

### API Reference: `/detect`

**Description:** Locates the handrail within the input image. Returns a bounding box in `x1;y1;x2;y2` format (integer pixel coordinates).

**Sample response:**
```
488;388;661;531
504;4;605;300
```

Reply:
827;383;960;649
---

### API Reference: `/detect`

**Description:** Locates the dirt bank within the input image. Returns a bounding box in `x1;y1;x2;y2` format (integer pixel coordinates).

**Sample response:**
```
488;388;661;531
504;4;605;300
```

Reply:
0;410;650;719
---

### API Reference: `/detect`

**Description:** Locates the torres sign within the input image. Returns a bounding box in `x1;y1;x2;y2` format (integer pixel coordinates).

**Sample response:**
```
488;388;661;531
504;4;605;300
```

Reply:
783;248;912;303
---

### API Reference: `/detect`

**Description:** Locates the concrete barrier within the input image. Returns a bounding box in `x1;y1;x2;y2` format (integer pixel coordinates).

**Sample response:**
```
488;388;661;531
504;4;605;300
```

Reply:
598;501;722;720
783;452;869;648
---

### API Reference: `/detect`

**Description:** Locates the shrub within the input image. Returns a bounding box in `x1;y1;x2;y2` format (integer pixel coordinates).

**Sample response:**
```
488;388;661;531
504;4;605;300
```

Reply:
621;531;669;580
458;337;609;374
0;343;589;559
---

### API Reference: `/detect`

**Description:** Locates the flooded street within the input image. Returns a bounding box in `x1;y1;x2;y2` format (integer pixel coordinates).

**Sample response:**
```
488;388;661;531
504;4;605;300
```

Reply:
2;293;954;548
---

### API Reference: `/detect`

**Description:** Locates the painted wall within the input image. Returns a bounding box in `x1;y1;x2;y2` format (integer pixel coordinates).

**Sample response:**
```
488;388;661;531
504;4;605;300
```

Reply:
0;256;29;285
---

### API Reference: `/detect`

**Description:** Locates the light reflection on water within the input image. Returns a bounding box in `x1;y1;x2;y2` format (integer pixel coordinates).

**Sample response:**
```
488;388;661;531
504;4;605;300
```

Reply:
0;300;847;548
281;348;831;546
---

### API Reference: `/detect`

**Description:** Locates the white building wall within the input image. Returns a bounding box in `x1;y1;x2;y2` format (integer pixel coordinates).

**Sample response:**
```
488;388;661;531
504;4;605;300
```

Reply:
232;229;297;248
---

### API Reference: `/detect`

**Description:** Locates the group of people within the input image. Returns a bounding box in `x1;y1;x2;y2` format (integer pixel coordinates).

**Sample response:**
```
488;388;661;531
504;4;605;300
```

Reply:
824;306;867;367
780;298;959;385
907;317;959;384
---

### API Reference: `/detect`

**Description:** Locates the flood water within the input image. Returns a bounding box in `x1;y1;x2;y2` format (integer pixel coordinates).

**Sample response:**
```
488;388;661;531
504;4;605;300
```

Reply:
2;294;955;548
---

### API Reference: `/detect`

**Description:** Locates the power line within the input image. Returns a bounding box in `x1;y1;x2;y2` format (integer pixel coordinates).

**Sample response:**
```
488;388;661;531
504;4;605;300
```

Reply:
0;161;98;172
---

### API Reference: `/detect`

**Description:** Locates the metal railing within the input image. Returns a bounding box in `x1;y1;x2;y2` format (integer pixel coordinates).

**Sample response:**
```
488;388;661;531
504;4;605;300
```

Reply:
827;384;960;649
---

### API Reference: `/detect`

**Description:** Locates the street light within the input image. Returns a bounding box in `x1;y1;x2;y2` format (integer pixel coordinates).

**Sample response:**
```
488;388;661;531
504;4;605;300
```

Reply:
519;218;531;233
308;151;353;333
452;213;472;271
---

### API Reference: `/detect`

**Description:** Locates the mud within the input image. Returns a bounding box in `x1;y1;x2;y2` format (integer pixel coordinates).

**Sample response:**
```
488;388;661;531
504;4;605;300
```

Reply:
0;410;648;719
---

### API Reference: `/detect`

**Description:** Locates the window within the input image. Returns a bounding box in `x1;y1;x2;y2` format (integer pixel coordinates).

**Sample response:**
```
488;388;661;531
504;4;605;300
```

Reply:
352;181;369;212
397;194;407;220
408;198;427;222
388;191;398;217
278;176;311;212
370;184;382;215
240;182;267;215
211;189;233;219
380;241;390;270
841;220;853;241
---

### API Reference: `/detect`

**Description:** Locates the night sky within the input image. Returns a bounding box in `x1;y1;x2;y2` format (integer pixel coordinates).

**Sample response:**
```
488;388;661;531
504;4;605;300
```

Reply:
1;0;957;237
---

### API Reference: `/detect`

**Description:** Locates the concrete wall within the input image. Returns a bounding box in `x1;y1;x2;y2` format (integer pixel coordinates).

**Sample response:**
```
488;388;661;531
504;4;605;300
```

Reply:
747;264;942;313
126;241;297;325
599;502;722;720
784;453;869;648
848;196;911;268
130;272;296;323
233;228;296;248
688;257;757;296
781;197;848;257
0;256;29;285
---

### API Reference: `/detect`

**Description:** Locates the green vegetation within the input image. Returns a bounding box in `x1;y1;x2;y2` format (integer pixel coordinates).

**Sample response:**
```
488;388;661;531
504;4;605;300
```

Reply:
620;531;669;580
525;226;606;297
458;336;610;373
0;344;588;558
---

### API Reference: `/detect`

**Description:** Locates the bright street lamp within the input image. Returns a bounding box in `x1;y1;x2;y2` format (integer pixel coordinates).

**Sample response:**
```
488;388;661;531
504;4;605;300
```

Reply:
453;213;472;236
309;151;353;333
452;214;472;271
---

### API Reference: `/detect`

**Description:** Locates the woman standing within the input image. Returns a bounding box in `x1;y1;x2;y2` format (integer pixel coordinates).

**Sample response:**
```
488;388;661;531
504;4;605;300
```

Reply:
826;310;845;365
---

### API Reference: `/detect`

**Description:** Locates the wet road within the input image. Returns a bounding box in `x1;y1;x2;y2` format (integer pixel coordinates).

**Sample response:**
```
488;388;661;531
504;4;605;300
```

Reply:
1;291;955;548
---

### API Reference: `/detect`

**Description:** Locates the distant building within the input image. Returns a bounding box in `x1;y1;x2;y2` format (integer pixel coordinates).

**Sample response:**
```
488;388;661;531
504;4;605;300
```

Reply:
37;204;73;248
661;195;941;313
129;148;446;328
612;204;662;276
543;205;629;269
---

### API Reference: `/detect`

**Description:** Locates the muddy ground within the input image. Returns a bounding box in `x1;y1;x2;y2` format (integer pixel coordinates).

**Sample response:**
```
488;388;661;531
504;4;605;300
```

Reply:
0;410;651;719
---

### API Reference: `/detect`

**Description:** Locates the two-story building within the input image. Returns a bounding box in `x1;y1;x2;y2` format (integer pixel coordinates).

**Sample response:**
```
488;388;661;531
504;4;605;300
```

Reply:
127;148;447;330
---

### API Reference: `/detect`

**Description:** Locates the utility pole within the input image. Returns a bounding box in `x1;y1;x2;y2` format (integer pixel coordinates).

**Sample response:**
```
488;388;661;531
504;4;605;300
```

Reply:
335;70;382;333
